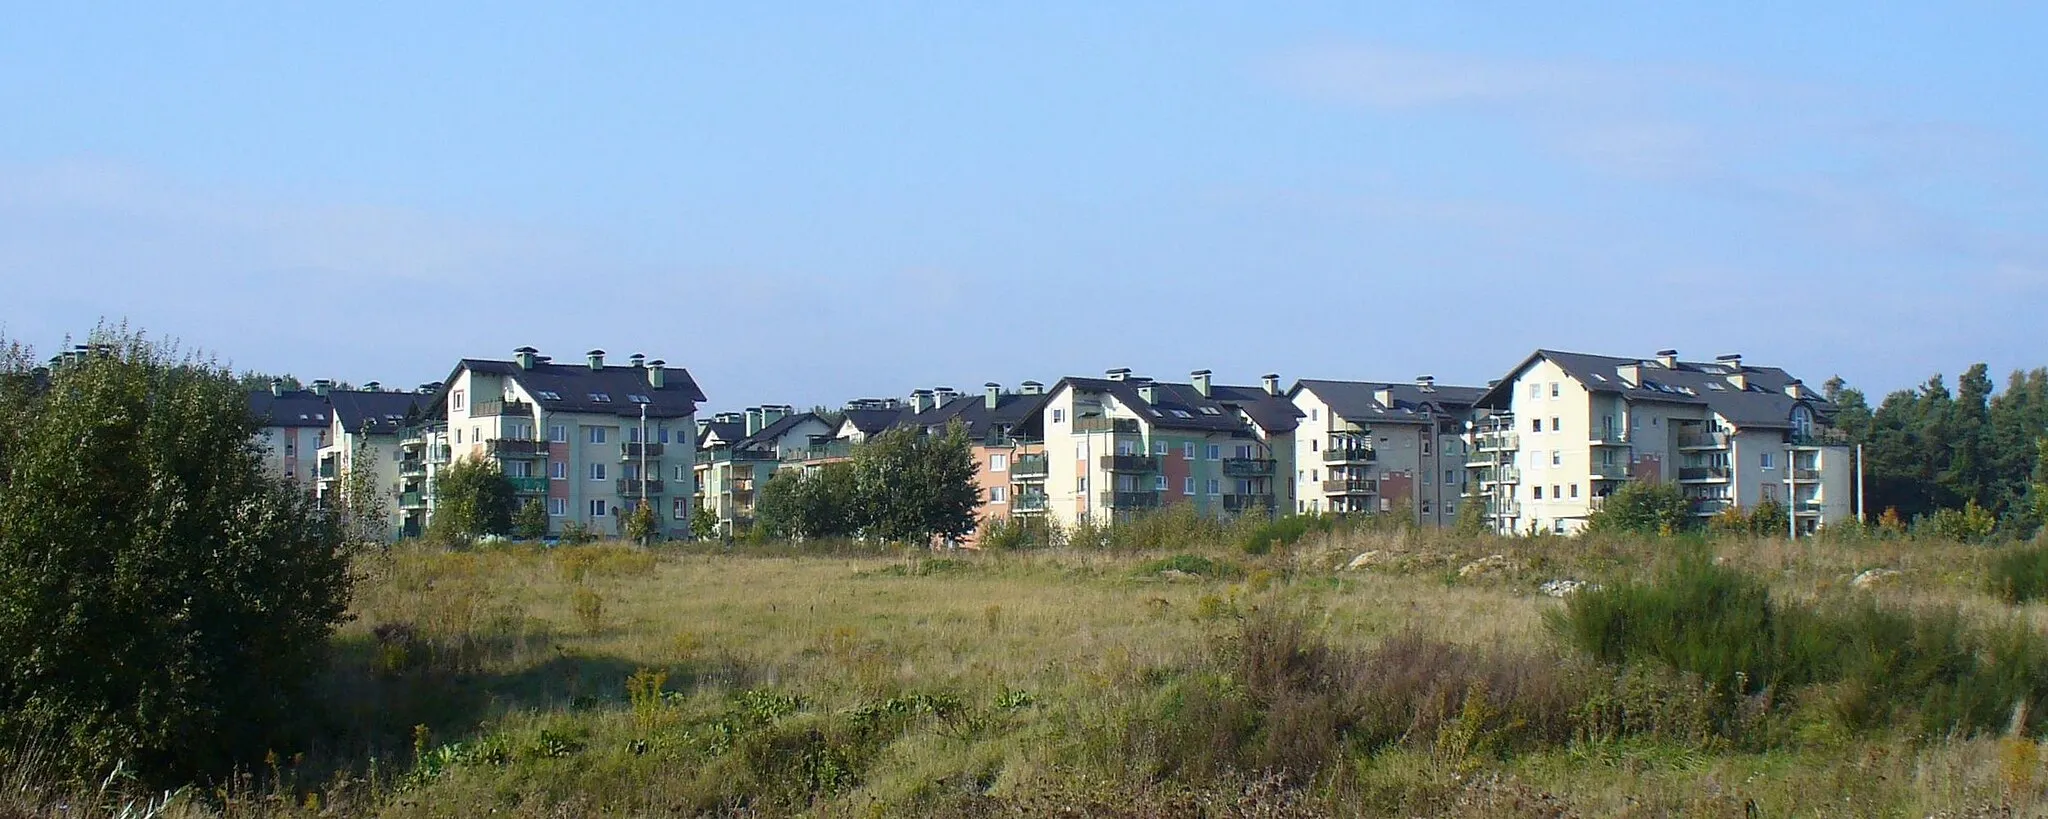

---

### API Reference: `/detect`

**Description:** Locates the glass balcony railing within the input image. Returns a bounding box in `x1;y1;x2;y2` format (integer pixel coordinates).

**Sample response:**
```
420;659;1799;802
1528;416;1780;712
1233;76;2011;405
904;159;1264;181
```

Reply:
1222;458;1276;477
1099;454;1159;473
1011;454;1050;478
507;476;548;493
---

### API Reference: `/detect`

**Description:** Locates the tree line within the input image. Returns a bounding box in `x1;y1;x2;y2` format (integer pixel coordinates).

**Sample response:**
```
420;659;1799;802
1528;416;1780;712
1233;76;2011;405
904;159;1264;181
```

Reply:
751;423;981;547
1826;363;2048;535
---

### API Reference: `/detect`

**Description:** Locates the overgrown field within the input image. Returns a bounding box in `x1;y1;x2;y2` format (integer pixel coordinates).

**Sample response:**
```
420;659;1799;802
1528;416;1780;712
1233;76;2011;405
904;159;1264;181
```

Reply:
18;527;2048;817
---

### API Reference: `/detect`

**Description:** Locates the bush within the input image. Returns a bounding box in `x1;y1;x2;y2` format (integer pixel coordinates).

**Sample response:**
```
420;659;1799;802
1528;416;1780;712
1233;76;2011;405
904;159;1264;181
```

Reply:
1140;553;1242;578
979;516;1053;551
1239;514;1341;556
1920;500;2000;543
1584;481;1693;536
1991;542;2048;603
0;329;353;784
427;458;517;544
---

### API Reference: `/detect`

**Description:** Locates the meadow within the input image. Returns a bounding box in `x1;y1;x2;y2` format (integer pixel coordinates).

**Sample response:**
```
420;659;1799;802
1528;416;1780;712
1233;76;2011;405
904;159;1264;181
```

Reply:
12;521;2048;817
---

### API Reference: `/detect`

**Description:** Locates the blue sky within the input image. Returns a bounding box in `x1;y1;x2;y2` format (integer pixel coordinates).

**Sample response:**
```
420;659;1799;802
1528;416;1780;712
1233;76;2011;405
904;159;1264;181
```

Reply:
3;3;2042;408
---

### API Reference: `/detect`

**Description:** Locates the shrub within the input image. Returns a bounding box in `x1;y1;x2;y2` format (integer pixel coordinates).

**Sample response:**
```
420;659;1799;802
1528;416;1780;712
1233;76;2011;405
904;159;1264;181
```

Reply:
1239;514;1341;555
426;457;518;544
1140;553;1242;578
1584;481;1693;535
1920;500;2000;543
980;516;1054;551
0;329;353;784
1992;542;2048;603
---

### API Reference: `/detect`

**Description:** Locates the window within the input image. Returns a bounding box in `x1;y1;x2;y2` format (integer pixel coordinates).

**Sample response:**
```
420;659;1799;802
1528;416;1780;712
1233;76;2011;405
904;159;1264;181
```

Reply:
1554;519;1567;534
1553;485;1561;499
548;497;565;517
589;499;609;517
589;463;607;480
990;453;1008;472
1311;409;1319;421
1168;409;1192;418
628;427;642;443
629;394;651;404
1236;444;1255;459
588;427;607;444
513;423;532;440
673;498;688;520
1551;382;1561;398
1421;501;1432;515
550;424;568;443
507;460;533;478
1206;478;1221;494
1551;450;1562;466
472;427;480;443
674;465;688;481
536;390;561;401
1206;444;1221;460
1528;383;1541;398
1311;469;1319;481
452;390;465;410
658;428;671;444
1153;475;1168;491
1422;438;1431;455
1198;406;1222;416
589;392;612;402
1152;441;1167;456
1760;452;1775;469
1183;442;1196;460
1423;471;1432;485
1550;417;1560;431
454;429;462;444
1053;409;1065;423
1445;470;1456;484
1117;441;1135;456
1184;476;1196;495
1534;486;1544;500
1570;483;1580;498
1309;439;1318;452
990;486;1007;503
1530;419;1542;433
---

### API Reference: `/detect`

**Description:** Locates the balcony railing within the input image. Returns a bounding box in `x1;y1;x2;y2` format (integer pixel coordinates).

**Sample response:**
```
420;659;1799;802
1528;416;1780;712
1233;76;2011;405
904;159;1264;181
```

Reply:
317;462;336;479
1011;454;1050;478
1476;432;1520;452
1678;466;1732;481
471;399;534;418
508;476;548;494
1222;458;1276;477
1689;498;1732;516
1099;490;1160;509
1789;466;1821;481
1788;430;1852;448
1322;446;1376;463
1012;493;1049;513
486;438;550;457
1487;502;1523;518
1482;466;1521;484
1591;428;1629;445
795;442;855;462
1794;500;1827;515
399;491;425;509
430;446;452;464
1678;431;1730;450
1322;479;1377;496
398;460;426;476
1223;494;1276;514
1100;454;1159;473
621;442;665;458
1073;416;1142;434
617;478;666;496
1591;463;1630;480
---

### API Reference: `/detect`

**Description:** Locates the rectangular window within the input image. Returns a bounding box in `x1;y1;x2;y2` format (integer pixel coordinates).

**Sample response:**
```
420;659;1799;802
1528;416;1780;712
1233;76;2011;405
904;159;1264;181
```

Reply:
1310;439;1318;452
1310;409;1319;421
1761;452;1775;469
1150;441;1165;456
589;499;608;517
628;427;642;443
1534;486;1544;500
673;498;688;520
1118;440;1135;456
989;453;1008;472
588;427;607;444
472;427;480;443
1423;471;1432;485
1445;470;1456;484
507;460;532;478
673;465;688;481
1528;383;1541;398
1553;485;1561;499
1177;442;1191;459
550;425;568;443
1550;417;1560;431
1184;476;1196;495
1053;409;1065;423
989;486;1007;503
548;497;565;517
1154;475;1168;491
1551;382;1561;398
453;429;462;444
1551;450;1562;466
1422;439;1431;455
1206;478;1221;495
453;390;465;410
1570;483;1580;498
1206;444;1221;460
590;463;607;481
1531;419;1542;433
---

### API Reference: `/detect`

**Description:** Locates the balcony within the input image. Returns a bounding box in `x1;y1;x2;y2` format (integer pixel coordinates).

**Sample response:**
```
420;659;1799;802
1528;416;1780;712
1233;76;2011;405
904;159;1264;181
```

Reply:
1012;493;1049;513
1678;466;1732;482
471;399;534;418
617;478;666;497
1591;463;1630;481
1100;454;1159;473
508;476;548;494
1788;466;1821;481
621;442;665;459
1591;428;1630;445
795;442;855;462
1678;431;1730;450
1322;479;1377;496
1074;416;1142;434
398;459;426;477
1476;432;1521;452
1689;498;1732;516
1793;500;1827;516
317;460;336;479
486;439;550;458
1323;446;1376;464
1099;490;1160;510
1487;501;1523;519
430;446;452;464
1222;458;1276;477
399;491;425;509
1223;494;1276;515
1011;454;1050;478
1789;430;1852;449
1481;466;1521;485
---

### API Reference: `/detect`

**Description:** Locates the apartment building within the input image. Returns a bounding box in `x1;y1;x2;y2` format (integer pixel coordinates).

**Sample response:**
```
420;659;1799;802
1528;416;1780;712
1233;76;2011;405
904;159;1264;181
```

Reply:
1028;369;1299;526
313;383;435;539
248;379;335;490
1464;349;1854;535
900;381;1052;544
439;347;706;539
1289;377;1486;526
695;405;831;535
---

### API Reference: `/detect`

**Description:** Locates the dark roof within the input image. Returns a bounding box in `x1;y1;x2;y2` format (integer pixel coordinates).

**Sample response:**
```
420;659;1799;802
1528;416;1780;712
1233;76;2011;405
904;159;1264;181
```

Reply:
908;391;1053;439
248;389;332;428
456;359;706;418
734;412;824;450
1291;379;1487;424
329;390;433;437
1475;349;1827;430
699;420;745;447
842;406;915;436
1055;377;1302;434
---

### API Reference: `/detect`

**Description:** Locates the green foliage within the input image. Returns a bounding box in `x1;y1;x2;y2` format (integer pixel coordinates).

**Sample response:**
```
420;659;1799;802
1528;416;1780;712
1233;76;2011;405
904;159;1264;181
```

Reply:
1239;513;1343;555
979;516;1053;551
690;505;719;541
426;458;516;544
1139;553;1242;578
1748;498;1789;538
557;520;598;546
1991;542;2048;603
756;463;859;540
853;422;980;546
0;328;353;784
512;498;550;540
624;500;658;544
1584;481;1693;535
335;427;391;548
1845;365;2048;527
1918;499;2000;543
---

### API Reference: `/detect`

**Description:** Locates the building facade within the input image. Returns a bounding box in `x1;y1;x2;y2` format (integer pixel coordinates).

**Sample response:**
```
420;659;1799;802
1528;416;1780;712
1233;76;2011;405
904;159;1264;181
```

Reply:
695;405;831;535
1289;377;1485;526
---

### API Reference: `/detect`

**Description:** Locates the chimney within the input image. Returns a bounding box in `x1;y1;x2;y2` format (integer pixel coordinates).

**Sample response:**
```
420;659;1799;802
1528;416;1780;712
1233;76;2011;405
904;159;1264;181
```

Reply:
716;412;743;424
418;383;438;394
1784;379;1805;399
1416;374;1436;392
911;389;933;414
745;407;763;435
513;346;538;370
1107;367;1131;382
985;382;1001;410
1715;353;1743;371
647;359;666;389
1138;384;1156;405
1021;380;1044;396
363;381;382;392
269;378;284;398
935;386;958;406
1617;364;1641;387
311;379;332;398
629;353;646;368
1375;386;1394;407
586;349;606;371
762;405;787;428
1262;373;1281;396
1191;369;1212;397
1655;349;1678;369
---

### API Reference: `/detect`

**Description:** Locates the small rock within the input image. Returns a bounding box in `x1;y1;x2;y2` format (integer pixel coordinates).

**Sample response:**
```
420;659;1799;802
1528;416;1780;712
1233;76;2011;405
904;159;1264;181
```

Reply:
1540;579;1595;598
1851;568;1901;590
1458;554;1511;579
1344;551;1384;571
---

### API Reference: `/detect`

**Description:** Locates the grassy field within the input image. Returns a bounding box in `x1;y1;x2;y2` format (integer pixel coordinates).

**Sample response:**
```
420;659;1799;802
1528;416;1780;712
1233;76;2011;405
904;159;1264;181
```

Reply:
13;526;2048;817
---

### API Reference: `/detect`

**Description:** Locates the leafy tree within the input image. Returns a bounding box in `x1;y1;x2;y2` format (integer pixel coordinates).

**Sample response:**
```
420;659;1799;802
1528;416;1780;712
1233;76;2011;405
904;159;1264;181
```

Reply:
512;497;551;540
428;458;517;543
690;505;719;540
1584;481;1693;536
0;329;352;784
625;500;658;544
1747;498;1789;538
853;422;980;547
238;371;303;391
756;464;860;540
333;424;391;549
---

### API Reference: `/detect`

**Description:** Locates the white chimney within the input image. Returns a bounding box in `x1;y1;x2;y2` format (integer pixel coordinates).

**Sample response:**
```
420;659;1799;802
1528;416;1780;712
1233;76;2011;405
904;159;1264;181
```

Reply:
514;346;538;370
1262;373;1281;396
1021;380;1044;396
647;359;666;388
1107;368;1131;382
985;382;1001;410
586;349;606;371
1191;369;1212;397
1655;349;1678;369
269;378;284;398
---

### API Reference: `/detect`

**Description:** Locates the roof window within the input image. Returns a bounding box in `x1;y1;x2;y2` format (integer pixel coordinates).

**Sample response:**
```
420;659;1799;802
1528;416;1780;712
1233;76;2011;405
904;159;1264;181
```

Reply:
1198;406;1222;416
589;392;612;402
536;390;562;401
